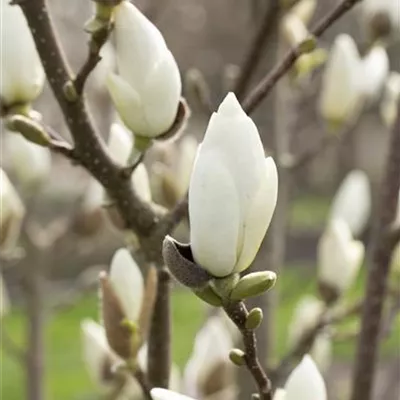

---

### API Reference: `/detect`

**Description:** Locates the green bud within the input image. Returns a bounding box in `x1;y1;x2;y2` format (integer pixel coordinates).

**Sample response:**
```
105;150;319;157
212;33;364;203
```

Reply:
245;307;263;330
63;81;78;102
298;35;317;54
230;271;277;301
6;115;51;147
194;285;223;307
212;273;240;299
84;16;108;34
229;349;246;366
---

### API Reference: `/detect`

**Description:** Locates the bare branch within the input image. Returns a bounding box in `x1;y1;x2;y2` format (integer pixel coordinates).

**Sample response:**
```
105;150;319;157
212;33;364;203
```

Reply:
242;0;362;114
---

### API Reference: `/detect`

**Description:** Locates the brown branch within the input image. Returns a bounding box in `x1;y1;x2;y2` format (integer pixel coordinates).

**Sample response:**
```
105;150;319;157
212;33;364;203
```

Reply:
18;0;159;241
224;301;272;400
131;366;153;400
147;267;171;388
234;0;280;100
242;0;362;114
351;104;400;400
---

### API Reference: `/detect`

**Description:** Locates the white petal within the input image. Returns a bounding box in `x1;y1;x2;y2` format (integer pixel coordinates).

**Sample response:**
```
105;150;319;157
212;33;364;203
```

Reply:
109;248;144;322
310;332;332;373
0;0;45;105
189;151;240;277
329;170;371;237
106;73;148;135
233;157;278;273
176;136;199;198
108;123;133;165
273;389;286;400
132;164;152;202
284;355;327;400
151;388;196;400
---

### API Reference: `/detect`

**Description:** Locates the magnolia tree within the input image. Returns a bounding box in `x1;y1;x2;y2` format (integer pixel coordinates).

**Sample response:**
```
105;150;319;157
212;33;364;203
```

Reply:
1;1;400;400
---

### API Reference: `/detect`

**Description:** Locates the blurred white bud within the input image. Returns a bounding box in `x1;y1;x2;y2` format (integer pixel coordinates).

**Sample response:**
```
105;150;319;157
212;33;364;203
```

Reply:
361;45;389;103
109;248;144;322
272;388;286;400
107;1;182;138
0;274;10;317
283;355;327;400
81;179;104;215
380;72;400;128
360;0;400;41
4;132;51;189
310;331;332;373
319;35;365;129
151;389;196;400
183;315;234;398
0;169;26;253
290;0;317;25
281;14;313;49
189;93;278;277
318;220;365;301
0;0;45;108
288;296;324;347
329;170;371;237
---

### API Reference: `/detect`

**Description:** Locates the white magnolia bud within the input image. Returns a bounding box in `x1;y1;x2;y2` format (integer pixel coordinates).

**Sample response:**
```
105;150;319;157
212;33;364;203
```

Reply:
329;170;371;237
288;296;324;347
5;133;51;189
380;72;400;128
183;316;233;398
360;0;400;41
284;355;327;400
361;46;389;103
0;169;26;253
0;0;45;107
290;0;317;25
318;219;365;296
109;248;144;322
319;35;365;129
0;274;10;317
310;332;332;373
151;389;196;400
81;319;117;389
273;388;287;400
189;92;278;277
107;1;182;138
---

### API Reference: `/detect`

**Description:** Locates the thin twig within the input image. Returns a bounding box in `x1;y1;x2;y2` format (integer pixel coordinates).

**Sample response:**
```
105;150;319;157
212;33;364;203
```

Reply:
351;104;400;400
242;0;362;114
224;301;272;400
131;366;153;400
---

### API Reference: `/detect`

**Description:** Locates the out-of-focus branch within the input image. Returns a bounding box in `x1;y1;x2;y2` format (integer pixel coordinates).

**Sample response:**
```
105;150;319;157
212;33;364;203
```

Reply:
234;0;280;100
351;104;400;400
242;0;362;114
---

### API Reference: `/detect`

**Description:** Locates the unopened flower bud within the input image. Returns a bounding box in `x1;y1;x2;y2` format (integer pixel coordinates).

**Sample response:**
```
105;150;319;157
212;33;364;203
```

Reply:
229;349;246;366
245;308;263;330
230;271;276;301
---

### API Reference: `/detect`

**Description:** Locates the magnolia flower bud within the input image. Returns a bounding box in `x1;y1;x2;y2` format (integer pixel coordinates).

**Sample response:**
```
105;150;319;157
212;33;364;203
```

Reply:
273;388;286;400
380;72;400;129
4;132;51;189
0;169;26;253
106;1;182;139
362;46;389;103
290;0;317;25
151;389;196;400
281;14;315;52
318;220;364;303
0;274;10;317
0;0;45;109
319;35;365;129
288;296;324;347
329;170;371;237
360;0;400;41
283;355;327;400
189;92;278;277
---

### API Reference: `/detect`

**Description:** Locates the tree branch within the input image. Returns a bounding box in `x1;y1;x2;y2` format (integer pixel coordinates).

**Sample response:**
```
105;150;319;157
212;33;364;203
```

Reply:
351;104;400;400
242;0;362;114
224;301;272;400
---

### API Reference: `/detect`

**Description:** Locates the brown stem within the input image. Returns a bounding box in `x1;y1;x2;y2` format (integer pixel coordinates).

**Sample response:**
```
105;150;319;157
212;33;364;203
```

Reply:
242;0;362;114
224;301;272;400
147;268;171;388
351;105;400;400
131;366;153;400
234;0;280;100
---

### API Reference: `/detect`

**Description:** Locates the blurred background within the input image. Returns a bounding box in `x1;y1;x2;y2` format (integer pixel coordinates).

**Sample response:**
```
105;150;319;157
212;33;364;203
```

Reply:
1;0;399;399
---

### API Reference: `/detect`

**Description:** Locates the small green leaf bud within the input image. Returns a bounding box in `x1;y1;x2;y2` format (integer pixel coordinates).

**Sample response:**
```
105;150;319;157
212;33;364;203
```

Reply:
245;307;263;330
229;348;246;366
6;115;51;147
194;284;223;307
230;271;277;301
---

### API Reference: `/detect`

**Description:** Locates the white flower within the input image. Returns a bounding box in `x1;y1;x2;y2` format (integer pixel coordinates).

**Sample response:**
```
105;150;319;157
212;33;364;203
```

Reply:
310;332;332;373
0;169;25;253
273;388;286;400
183;315;234;398
107;1;181;138
109;248;144;322
288;296;324;347
329;170;371;237
0;273;10;317
284;355;327;400
81;319;117;389
318;219;365;295
189;92;278;277
151;389;196;400
362;46;389;103
380;72;400;128
0;0;45;106
4;132;51;188
319;35;365;128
